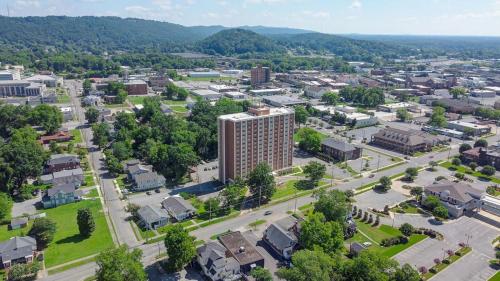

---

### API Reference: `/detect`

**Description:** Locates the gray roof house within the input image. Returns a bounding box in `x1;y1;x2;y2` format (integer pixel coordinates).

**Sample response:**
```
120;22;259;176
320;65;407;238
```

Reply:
263;223;298;260
136;205;169;230
133;172;166;191
161;196;196;221
0;236;37;268
42;183;81;209
9;217;28;230
197;242;241;281
45;154;80;173
40;168;84;187
321;138;363;161
424;179;483;218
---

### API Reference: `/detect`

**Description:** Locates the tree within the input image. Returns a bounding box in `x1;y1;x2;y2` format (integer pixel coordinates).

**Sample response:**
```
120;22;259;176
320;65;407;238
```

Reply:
82;79;92;95
204;197;222;218
405;167;418;182
433;205;448;219
303;161;326;186
111;141;132;161
469;162;478;171
428;106;447;128
77;208;95;237
114;89;128;104
299;213;344;254
294;106;309;128
396;108;412;122
0;193;12;221
379;176;392;191
7;262;41;281
92;123;111;148
481;165;496;176
344;251;398;281
399;223;414;237
297;128;322;153
104;151;123;177
250;267;273;281
429;161;438;171
29;104;63;134
96;245;146;281
314;190;348;223
422;195;441;210
459;143;472;154
28;217;56;249
220;182;245;208
276;250;337;281
410;186;423;200
85;107;100;124
247;162;276;205
392;263;420;281
0;128;46;192
474;139;488;148
450;87;467;99
451;157;461;166
321;91;340;105
163;224;196;272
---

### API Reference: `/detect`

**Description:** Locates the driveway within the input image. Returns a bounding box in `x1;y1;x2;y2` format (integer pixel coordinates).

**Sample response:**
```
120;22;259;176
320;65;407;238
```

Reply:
354;189;408;211
11;194;41;217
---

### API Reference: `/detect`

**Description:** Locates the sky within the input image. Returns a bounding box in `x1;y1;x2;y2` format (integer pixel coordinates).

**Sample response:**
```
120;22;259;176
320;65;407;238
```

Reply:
1;0;500;36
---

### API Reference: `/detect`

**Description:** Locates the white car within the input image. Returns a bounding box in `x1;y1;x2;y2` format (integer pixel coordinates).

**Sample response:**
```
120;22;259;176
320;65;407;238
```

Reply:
362;242;372;247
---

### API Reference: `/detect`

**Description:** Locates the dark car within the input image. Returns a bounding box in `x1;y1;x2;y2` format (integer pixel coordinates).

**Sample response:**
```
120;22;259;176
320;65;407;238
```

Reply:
146;191;152;195
155;189;161;193
264;211;273;216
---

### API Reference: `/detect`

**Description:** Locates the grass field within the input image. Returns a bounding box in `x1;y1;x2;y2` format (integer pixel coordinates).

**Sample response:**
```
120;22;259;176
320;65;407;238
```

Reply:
489;271;500;281
43;199;114;267
163;99;189;105
272;180;327;201
441;161;500;184
57;94;71;104
128;96;147;105
170;105;188;113
0;221;33;241
70;129;83;145
293;127;328;142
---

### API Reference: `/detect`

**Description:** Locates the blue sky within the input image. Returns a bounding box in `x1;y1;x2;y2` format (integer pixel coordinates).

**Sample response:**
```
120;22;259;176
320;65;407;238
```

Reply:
2;0;500;36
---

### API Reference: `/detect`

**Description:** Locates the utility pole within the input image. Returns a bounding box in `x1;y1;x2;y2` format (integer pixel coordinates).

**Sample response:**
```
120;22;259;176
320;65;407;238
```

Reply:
258;185;262;208
377;154;381;172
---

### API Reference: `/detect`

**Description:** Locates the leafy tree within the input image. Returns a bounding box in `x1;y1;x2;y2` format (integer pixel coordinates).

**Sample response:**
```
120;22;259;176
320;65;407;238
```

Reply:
111;141;132;161
85;107;100;124
115;89;128;104
469;162;478;171
276;250;337;281
0;193;12;221
77;207;95;237
299;212;344;254
0;127;46;192
297;128;322;153
405;167;419;182
410;186;423;200
92;123;111;148
392;263;420;281
163;83;189;101
321;92;340;105
481;165;496;176
379;176;392;191
7;261;41;281
163;224;196;272
450;87;466;99
303;161;326;186
221;183;245;208
204;197;222;217
82;79;92;95
250;267;273;281
314;190;348;223
344;251;398;281
451;157;461;166
294;106;309;128
96;245;146;281
104;151;123;177
459;143;472;154
396;108;412;122
429;161;438;171
28;217;57;249
428;106;447;128
29;104;63;134
433;205;448;219
148;143;199;181
247;162;276;205
422;195;440;210
474;139;488;148
399;223;414;236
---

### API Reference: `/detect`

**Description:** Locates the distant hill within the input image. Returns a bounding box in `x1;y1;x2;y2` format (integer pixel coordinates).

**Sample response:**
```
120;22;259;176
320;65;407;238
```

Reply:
197;28;285;56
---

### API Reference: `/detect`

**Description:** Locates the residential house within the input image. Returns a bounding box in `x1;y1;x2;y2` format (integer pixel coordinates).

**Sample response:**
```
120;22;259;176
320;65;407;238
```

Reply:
304;86;333;99
462;145;500;170
39;131;72;144
197;242;241;281
132;172;166;191
321;138;362;161
161;196;196;221
40;168;84;187
263;222;298;260
9;217;28;230
0;237;38;269
45;154;80;173
423;180;483;218
371;127;443;155
218;231;265;273
136;205;169;230
42;183;81;209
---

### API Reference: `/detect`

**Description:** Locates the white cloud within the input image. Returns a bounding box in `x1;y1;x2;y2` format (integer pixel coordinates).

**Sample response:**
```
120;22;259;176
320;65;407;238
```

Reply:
15;0;40;8
350;0;362;9
125;5;151;13
302;10;330;18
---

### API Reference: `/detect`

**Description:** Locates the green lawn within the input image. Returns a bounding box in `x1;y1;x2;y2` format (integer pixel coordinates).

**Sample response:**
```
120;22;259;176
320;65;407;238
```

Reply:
83;174;95;187
43;199;114;267
391;203;421;214
489;271;500;281
293;127;328;142
127;96;147;105
85;188;99;198
170;105;188;113
70;129;83;145
57;94;71;104
440;162;500;184
272;180;327;201
0;221;32;241
248;219;266;228
163;99;188;105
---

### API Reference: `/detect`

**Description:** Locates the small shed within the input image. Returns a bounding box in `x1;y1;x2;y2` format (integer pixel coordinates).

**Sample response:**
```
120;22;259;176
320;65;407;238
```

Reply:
10;217;28;230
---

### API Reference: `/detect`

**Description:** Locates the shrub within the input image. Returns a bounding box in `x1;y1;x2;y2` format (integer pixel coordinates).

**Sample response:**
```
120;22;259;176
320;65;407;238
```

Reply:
434;258;441;265
374;215;380;226
469;162;478;171
429;268;437;274
399;223;414;237
435;176;447;181
368;214;373;224
455;172;465;180
447;249;454;257
419;266;428;274
481;165;496;176
451;157;461;166
443;259;451;264
459;242;466;247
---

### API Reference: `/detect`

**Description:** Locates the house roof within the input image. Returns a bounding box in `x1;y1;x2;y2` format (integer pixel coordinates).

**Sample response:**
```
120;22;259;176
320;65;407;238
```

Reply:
46;183;76;197
197;242;240;279
373;127;440;146
52;168;83;179
127;164;151;175
137;205;169;224
264;223;297;251
0;236;36;262
161;196;195;216
218;231;264;266
425;179;483;203
134;172;165;185
321;138;357;152
47;154;80;166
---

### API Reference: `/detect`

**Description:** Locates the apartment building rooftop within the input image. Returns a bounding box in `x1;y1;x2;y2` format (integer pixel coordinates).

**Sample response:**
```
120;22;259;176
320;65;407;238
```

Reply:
218;107;294;121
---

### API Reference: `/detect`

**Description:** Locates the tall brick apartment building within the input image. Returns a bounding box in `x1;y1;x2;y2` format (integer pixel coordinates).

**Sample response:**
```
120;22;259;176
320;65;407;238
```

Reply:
218;106;294;183
250;65;271;86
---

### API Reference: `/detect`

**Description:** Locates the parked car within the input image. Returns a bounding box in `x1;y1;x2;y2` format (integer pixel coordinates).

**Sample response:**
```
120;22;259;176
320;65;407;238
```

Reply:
155;189;161;193
264;211;273;216
146;191;152;195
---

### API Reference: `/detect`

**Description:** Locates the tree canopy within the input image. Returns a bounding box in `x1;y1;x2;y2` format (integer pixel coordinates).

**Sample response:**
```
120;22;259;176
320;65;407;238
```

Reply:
96;245;146;281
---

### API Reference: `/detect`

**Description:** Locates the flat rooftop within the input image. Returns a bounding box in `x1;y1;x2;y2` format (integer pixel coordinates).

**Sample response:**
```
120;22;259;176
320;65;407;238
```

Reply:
218;231;264;266
219;107;293;121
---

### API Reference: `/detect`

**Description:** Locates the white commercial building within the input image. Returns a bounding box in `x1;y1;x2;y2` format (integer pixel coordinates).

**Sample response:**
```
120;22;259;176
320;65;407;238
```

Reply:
191;89;223;101
0;80;46;97
377;102;418;113
304;86;334;99
447;120;491;136
249;88;284;96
